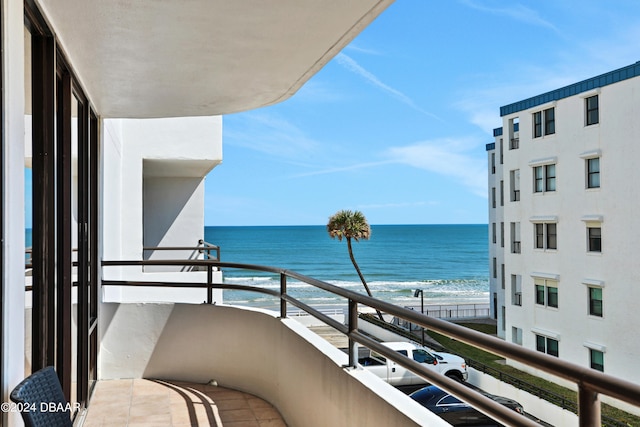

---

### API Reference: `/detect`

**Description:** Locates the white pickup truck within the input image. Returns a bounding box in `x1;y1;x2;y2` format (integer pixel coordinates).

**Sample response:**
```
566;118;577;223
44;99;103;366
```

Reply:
359;341;468;386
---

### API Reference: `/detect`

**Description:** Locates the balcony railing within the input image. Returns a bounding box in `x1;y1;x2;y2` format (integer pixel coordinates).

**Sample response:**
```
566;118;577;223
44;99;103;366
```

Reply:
100;257;640;427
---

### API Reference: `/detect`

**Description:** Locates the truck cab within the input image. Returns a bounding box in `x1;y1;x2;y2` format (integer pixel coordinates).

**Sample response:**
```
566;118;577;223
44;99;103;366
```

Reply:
359;342;468;386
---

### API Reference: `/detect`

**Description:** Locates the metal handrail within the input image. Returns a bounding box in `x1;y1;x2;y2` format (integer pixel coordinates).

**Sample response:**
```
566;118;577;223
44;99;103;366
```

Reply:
101;258;640;427
363;313;627;427
142;240;220;262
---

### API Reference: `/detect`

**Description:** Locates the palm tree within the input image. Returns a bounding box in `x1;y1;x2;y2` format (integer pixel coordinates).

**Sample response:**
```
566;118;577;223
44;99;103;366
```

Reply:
327;210;383;320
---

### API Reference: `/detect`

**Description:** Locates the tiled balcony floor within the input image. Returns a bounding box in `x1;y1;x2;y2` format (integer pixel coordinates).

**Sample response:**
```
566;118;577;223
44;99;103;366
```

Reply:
83;378;287;427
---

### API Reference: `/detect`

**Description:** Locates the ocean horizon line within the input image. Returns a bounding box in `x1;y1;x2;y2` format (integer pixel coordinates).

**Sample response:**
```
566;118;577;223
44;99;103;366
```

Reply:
203;223;489;228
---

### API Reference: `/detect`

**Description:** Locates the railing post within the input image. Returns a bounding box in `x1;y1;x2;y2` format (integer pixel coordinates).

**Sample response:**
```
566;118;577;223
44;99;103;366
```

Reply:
348;299;358;368
207;264;213;304
578;385;601;427
280;273;287;318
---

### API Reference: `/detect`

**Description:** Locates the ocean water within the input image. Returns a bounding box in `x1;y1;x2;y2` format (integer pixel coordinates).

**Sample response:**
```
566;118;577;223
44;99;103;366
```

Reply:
204;224;489;310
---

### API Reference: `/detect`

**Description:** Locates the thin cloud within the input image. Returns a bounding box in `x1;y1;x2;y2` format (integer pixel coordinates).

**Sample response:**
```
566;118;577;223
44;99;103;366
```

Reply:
289;160;394;178
345;44;382;56
335;53;441;120
460;0;559;32
224;112;320;159
385;138;487;198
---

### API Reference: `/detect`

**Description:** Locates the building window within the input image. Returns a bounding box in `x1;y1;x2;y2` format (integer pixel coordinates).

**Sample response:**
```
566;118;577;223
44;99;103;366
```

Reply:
509;118;519;149
491;152;496;174
492;187;496;208
586;157;600;188
500;180;504;206
510;169;520;201
512;327;523;345
586;95;599;126
589;287;603;317
534;222;557;250
510;222;521;254
535;284;545;305
533;164;556;192
492;257;497;279
492;222;496;244
500;222;504;248
534;278;558;308
511;274;522;306
590;349;604;372
533;111;542;138
544;108;555;135
588;227;601;252
536;335;559;357
533;107;555;138
547;286;558;308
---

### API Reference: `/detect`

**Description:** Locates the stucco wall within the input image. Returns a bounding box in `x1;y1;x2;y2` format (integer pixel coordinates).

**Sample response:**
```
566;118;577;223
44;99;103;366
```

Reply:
101;117;223;303
99;303;449;427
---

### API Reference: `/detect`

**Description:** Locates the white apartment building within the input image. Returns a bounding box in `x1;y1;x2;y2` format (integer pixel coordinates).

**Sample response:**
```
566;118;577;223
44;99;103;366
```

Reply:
487;62;640;394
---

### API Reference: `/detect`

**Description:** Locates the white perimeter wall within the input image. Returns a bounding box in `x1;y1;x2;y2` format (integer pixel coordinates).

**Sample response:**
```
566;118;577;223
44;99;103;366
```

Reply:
99;303;450;427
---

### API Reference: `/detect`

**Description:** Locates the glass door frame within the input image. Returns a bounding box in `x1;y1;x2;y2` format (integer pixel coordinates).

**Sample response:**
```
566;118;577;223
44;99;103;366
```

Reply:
25;0;98;416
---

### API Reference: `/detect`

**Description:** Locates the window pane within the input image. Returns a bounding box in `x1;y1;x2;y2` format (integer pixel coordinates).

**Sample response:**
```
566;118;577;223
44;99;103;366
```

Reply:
413;349;434;364
534;166;543;192
587;158;600;188
535;285;545;305
547;338;559;357
590;287;603;317
590;349;604;371
536;335;546;352
545;108;555;135
586;95;599;126
545;164;556;191
533;111;542;138
588;227;601;252
535;224;544;248
547;287;558;308
547;223;557;249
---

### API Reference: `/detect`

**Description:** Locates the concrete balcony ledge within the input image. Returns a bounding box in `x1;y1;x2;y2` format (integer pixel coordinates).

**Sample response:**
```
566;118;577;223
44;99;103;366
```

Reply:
99;303;447;426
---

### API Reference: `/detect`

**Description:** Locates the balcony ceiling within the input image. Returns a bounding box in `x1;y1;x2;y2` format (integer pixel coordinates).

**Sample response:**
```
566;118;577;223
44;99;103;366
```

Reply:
37;0;393;118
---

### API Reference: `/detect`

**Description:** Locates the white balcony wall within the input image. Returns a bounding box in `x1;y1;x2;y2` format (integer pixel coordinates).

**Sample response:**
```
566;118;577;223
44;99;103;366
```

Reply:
102;117;223;303
99;303;447;427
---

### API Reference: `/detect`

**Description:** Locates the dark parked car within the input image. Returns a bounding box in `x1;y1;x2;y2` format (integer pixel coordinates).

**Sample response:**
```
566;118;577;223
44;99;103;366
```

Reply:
409;385;524;426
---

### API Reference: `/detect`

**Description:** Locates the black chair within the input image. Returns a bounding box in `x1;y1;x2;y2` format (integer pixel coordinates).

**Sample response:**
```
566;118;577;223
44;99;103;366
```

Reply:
10;366;73;427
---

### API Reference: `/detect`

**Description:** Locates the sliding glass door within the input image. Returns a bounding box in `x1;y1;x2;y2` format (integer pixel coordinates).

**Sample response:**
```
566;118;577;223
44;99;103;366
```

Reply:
25;1;99;419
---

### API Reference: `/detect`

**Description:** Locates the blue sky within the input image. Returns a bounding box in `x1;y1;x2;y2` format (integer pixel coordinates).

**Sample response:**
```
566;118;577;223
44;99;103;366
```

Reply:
206;1;640;226
22;2;640;228
205;1;640;226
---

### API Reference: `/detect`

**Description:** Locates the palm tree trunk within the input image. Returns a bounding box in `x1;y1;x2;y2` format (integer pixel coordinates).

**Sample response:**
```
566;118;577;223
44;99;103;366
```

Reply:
347;238;384;321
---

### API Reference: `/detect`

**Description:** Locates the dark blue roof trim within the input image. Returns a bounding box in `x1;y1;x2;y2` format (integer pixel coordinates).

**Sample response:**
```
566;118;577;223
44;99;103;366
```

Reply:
493;127;503;137
500;61;640;116
486;142;495;151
